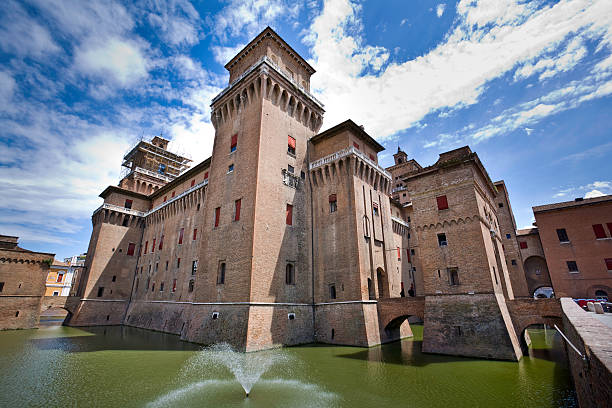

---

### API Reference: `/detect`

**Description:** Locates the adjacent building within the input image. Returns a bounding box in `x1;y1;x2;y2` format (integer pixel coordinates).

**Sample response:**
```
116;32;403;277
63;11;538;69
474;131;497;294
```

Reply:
0;235;53;329
44;260;71;296
532;195;612;301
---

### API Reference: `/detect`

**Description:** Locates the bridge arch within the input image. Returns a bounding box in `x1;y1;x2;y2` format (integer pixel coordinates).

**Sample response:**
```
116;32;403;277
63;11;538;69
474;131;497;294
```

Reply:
39;306;72;326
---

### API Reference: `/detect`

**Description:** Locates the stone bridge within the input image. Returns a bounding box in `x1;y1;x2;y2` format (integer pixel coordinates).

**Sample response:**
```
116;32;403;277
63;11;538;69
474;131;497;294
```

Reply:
506;298;563;352
377;297;425;329
39;296;82;323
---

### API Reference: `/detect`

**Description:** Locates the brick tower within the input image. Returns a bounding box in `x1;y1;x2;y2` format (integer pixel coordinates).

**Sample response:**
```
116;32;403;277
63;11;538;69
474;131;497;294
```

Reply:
182;27;324;351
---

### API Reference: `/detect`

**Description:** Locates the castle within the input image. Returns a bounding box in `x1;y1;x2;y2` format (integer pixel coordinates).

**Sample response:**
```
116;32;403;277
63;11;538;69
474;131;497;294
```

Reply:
68;27;536;359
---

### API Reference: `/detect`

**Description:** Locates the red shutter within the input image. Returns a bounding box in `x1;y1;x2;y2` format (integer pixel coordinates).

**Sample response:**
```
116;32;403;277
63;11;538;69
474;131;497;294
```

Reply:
193;229;197;240
163;196;167;202
172;279;177;292
171;191;175;198
406;248;411;262
124;199;133;209
605;258;612;271
353;142;360;150
436;195;449;210
519;242;528;249
369;153;375;161
144;241;148;254
152;238;156;252
397;247;401;260
286;204;293;226
178;228;184;244
235;199;241;221
159;235;164;250
593;224;606;239
214;207;220;228
127;243;135;256
288;136;296;149
329;194;337;202
231;134;238;148
204;172;209;180
191;179;195;187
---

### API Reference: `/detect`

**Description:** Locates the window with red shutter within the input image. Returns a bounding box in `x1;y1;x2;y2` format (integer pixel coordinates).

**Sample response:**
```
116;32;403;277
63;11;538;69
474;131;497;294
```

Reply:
163;196;167;202
369;153;375;161
124;199;133;209
214;207;220;228
288;136;296;155
406;248;411;263
593;224;607;239
235;199;241;221
230;134;238;152
286;204;293;225
191;179;195;187
353;142;360;150
605;258;612;271
204;171;209;180
159;235;164;250
178;228;185;244
397;247;401;260
436;195;449;210
519;242;528;249
172;279;177;292
171;191;175;198
144;241;148;254
152;238;156;252
127;243;135;256
193;229;197;240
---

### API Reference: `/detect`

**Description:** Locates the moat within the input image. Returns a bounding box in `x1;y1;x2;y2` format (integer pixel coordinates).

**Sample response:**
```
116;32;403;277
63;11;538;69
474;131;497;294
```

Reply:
0;325;576;407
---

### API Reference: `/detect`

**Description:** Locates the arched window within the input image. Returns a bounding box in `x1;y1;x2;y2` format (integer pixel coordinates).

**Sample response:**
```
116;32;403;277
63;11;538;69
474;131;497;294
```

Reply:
285;263;295;285
595;290;608;301
363;216;370;238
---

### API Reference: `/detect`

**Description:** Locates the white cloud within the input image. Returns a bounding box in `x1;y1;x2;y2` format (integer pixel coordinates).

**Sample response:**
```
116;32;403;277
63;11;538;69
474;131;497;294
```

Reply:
144;0;202;46
584;189;605;198
552;180;612;199
0;70;16;107
212;43;247;66
74;38;149;86
305;0;612;142
436;4;446;18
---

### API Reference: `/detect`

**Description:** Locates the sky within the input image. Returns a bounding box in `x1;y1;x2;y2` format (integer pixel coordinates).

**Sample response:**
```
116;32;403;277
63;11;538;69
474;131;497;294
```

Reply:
0;0;611;259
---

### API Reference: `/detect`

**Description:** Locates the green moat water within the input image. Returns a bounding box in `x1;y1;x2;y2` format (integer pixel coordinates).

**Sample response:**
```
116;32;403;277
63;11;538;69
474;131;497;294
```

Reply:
0;325;576;407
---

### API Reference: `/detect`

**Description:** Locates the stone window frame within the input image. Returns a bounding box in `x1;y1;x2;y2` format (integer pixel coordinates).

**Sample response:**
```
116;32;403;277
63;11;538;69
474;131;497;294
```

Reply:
285;262;295;285
447;268;459;286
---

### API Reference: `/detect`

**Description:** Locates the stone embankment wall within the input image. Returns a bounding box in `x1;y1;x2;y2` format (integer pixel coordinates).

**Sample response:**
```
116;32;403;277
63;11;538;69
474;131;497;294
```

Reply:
560;298;612;408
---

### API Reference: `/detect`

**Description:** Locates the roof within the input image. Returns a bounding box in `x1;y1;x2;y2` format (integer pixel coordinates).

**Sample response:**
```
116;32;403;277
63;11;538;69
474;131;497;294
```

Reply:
150;156;212;199
311;119;385;152
224;26;315;74
533;194;612;213
99;186;150;200
51;260;69;267
517;227;539;236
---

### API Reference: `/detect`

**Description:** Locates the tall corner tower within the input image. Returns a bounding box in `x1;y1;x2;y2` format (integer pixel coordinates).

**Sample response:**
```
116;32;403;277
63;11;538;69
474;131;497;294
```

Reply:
185;27;324;351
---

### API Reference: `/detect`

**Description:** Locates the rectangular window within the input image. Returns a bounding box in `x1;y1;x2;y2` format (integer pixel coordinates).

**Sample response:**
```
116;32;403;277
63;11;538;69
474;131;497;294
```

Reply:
214;207;221;227
155;262;158;272
511;259;517;266
285;263;295;285
152;238;156;252
353;142;359;150
144;241;148;254
436;195;449;210
369;153;375;161
438;233;448;246
567;261;579;273
172;279;177;292
192;260;198;275
228;164;234;173
159;235;164;250
288;135;296;155
217;262;226;284
0;282;4;292
191;179;195;187
193;228;198;240
329;284;336;299
287;164;294;174
163;196;167;202
171;191;175;198
165;261;168;271
158;164;166;174
605;258;612;272
397;247;401;261
177;258;181;268
204;171;209;180
188;279;194;292
57;274;63;283
230;133;238;152
127;243;135;256
124;199;133;209
498;202;504;208
556;228;569;242
593;224;607;239
234;199;241;221
506;233;511;239
160;282;164;292
448;268;459;286
286;204;293;225
406;248;411;263
178;228;184;245
329;194;337;213
146;278;150;290
373;202;379;216
519;241;528;249
97;287;104;297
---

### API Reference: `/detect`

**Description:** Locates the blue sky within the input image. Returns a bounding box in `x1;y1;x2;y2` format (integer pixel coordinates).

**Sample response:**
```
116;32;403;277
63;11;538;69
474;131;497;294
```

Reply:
1;0;611;260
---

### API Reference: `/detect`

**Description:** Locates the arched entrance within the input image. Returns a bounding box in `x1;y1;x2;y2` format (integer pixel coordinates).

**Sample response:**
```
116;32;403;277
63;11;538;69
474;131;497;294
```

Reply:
595;290;608;301
524;256;551;295
39;307;71;326
587;285;611;301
